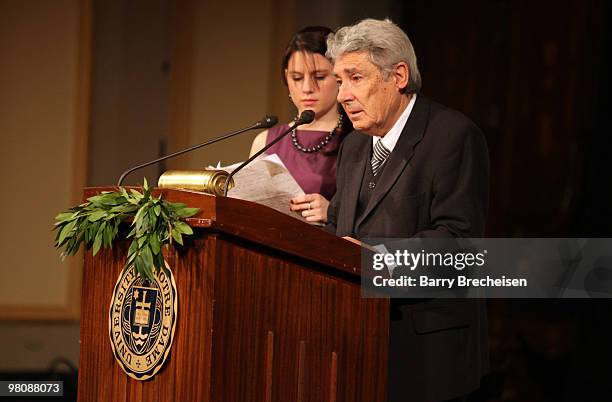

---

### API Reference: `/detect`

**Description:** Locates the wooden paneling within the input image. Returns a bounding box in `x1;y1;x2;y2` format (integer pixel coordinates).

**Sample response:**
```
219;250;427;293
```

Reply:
0;0;91;321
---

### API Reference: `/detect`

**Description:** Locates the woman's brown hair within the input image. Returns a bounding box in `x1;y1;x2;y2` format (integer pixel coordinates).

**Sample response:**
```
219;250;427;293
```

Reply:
282;26;353;150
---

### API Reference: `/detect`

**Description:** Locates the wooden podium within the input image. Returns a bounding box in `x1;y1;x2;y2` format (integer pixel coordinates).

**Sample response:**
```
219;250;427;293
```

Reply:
77;188;389;402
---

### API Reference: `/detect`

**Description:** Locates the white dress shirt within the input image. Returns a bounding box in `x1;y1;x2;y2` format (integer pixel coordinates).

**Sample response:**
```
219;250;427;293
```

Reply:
372;93;417;152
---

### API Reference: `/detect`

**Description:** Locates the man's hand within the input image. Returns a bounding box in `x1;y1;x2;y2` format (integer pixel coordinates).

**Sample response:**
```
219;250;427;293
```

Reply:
290;193;329;224
342;236;362;246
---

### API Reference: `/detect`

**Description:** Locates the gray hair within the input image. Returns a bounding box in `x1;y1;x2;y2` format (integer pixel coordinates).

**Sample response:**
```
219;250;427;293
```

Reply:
326;18;421;94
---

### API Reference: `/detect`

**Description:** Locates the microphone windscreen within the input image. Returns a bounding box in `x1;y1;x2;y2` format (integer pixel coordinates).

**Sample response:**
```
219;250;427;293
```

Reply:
258;115;278;128
297;110;315;124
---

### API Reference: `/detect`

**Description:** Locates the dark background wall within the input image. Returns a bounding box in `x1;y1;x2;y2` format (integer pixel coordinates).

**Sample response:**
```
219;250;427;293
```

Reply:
391;1;611;400
397;0;609;237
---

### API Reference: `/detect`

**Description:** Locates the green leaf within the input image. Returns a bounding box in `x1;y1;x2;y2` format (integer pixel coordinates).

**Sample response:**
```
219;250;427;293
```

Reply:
88;193;119;206
135;255;145;278
88;210;107;222
149;233;161;255
66;237;81;256
55;211;77;222
148;208;158;227
86;195;103;204
159;225;170;242
166;202;186;211
171;228;183;245
97;221;107;246
92;231;103;255
138;215;149;234
103;223;113;248
130;189;143;200
57;220;77;245
160;210;169;220
133;204;145;225
135;253;153;280
142;261;154;280
153;250;165;272
87;221;101;243
137;235;147;247
141;244;154;267
119;187;130;199
175;207;199;218
126;226;137;238
174;221;193;235
126;239;139;265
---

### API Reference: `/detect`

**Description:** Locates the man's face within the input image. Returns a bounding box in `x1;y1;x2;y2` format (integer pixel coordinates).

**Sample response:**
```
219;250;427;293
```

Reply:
333;51;407;137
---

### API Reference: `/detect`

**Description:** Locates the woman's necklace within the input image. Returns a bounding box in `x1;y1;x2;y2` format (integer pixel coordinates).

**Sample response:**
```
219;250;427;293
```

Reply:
291;114;343;153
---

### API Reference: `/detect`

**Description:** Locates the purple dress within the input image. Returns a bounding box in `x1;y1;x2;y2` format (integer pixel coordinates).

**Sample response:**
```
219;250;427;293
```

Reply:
265;124;341;200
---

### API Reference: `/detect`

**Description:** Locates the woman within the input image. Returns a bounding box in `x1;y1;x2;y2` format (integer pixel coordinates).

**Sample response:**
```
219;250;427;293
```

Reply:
250;26;351;224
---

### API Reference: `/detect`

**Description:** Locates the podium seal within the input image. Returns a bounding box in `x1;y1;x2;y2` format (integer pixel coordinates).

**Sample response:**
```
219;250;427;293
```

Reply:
108;263;178;380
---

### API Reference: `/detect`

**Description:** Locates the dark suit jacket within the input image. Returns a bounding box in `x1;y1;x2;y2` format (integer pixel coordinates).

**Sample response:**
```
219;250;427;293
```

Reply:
327;95;490;402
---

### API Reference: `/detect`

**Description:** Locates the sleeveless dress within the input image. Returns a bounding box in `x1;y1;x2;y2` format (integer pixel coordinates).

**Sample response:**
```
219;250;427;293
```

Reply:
264;124;341;200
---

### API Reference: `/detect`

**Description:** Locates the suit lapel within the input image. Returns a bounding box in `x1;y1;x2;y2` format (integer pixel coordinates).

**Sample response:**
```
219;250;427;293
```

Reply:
355;95;431;229
339;133;369;235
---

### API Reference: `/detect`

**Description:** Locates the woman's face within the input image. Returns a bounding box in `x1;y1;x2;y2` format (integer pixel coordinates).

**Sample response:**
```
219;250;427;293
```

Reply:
285;51;339;119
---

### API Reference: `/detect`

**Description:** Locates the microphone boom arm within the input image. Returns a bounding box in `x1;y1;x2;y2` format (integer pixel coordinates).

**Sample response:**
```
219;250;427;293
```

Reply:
222;110;314;197
117;116;277;186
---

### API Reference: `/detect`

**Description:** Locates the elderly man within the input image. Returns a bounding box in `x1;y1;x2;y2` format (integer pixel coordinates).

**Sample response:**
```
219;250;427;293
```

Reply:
326;19;489;402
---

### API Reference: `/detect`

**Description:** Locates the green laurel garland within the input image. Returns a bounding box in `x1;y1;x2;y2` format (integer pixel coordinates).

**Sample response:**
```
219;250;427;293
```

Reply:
53;179;199;279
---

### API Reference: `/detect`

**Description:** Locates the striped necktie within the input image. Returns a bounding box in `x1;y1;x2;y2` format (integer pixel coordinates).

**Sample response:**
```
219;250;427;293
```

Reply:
371;139;390;176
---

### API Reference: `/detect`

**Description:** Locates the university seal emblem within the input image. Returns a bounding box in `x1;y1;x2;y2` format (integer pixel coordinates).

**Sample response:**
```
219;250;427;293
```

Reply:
108;263;178;380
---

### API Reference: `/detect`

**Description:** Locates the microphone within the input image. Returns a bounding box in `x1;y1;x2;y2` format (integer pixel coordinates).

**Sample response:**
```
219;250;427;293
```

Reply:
117;115;278;186
294;109;316;125
222;110;315;196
